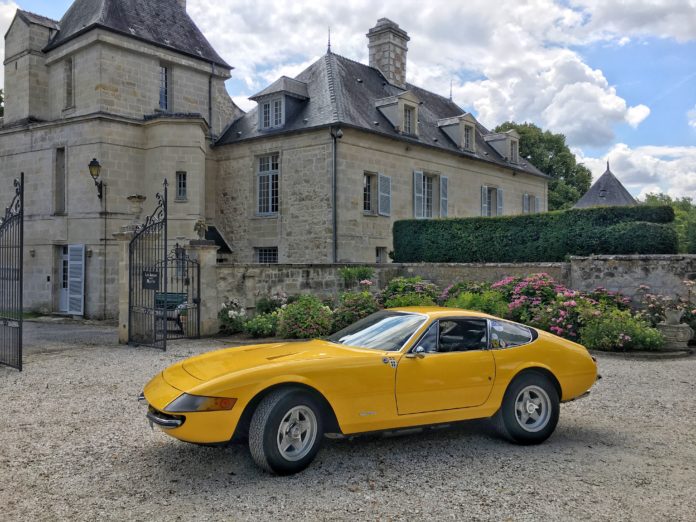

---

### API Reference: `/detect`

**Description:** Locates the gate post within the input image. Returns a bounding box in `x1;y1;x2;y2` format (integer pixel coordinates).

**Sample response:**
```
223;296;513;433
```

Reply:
113;229;134;344
187;240;219;336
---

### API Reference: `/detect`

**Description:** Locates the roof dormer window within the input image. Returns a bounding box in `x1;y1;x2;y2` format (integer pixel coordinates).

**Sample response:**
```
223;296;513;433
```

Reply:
464;124;475;152
260;97;284;129
403;105;415;135
510;139;519;163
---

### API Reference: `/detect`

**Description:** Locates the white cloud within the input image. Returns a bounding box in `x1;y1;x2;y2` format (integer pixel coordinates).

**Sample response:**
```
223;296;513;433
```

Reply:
0;2;19;87
625;104;650;127
688;104;696;128
577;144;696;198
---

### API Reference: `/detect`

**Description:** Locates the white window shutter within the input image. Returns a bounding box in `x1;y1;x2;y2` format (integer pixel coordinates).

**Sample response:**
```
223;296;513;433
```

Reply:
413;170;424;218
497;188;504;216
378;173;391;217
481;185;488;216
535;196;541;213
440;176;448;218
523;193;529;214
67;244;85;316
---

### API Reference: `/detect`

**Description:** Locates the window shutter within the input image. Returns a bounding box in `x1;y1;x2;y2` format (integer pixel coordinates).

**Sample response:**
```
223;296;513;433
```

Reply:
481;185;488;216
413;170;424;218
378;173;391;217
535;196;541;213
523;193;529;214
497;188;504;216
440;176;448;218
67;244;85;316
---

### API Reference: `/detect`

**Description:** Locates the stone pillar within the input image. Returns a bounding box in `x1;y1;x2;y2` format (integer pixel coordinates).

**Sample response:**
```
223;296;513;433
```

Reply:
187;240;220;336
113;229;135;344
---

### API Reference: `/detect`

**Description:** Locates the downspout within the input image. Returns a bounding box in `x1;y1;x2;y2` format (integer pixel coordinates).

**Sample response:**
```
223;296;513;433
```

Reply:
330;127;343;263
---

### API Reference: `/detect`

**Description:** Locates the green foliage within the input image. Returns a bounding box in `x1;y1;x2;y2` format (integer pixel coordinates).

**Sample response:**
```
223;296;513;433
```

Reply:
277;295;333;339
393;205;676;263
255;292;288;315
380;277;439;307
446;291;509;317
338;266;375;287
243;312;279;338
643;192;696;253
332;291;380;332
384;293;436;308
437;281;491;304
579;309;664;352
494;122;592;210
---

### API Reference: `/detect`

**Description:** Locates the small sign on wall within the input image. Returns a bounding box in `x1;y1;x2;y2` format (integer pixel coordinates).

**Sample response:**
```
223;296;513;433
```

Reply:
142;271;160;290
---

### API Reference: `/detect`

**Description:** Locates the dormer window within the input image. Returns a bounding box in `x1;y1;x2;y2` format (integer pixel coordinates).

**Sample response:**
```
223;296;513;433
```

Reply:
464;124;474;151
403;105;415;135
510;140;519;163
260;97;284;129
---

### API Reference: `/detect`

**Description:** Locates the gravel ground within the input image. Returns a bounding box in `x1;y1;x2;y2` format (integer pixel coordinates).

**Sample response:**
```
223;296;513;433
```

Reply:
1;331;695;521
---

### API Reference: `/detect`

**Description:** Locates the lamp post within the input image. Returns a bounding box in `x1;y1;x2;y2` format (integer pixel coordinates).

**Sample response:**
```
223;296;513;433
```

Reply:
88;158;103;199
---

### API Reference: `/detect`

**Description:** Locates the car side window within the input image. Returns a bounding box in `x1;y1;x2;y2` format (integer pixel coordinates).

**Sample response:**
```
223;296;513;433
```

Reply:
489;320;534;349
437;319;488;353
415;322;439;353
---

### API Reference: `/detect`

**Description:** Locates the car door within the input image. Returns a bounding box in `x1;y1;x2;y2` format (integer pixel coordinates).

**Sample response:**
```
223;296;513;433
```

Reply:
395;318;495;414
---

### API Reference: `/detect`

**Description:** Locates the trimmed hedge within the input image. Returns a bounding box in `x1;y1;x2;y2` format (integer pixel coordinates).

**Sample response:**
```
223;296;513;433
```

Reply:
393;205;676;263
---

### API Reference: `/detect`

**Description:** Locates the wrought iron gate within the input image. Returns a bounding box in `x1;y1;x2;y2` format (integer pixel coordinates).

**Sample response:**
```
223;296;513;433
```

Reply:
128;181;200;350
0;173;24;371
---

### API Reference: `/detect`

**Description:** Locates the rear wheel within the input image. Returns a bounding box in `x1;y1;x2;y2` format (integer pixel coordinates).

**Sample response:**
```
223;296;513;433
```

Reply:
494;372;559;445
248;389;324;475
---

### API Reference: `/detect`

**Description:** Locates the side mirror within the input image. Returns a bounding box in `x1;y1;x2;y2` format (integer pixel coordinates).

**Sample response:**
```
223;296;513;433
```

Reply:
406;345;426;359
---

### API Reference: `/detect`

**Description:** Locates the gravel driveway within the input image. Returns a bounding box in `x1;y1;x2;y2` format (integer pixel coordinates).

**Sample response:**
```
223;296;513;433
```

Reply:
1;332;695;521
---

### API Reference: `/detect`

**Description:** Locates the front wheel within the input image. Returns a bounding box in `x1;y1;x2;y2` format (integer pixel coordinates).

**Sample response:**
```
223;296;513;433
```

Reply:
249;389;324;475
493;372;559;445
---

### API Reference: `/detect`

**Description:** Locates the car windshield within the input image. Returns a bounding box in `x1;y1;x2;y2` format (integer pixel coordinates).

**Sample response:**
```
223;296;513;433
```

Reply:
327;311;426;351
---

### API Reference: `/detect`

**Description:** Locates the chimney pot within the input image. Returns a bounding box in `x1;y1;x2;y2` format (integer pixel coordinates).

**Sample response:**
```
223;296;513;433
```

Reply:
367;18;410;89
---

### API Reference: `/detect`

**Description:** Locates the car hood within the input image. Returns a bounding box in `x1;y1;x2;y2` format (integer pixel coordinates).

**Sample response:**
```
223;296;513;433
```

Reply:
180;340;375;381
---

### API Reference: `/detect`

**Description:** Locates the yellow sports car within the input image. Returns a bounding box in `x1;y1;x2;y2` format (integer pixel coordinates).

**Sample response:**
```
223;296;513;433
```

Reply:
142;308;598;475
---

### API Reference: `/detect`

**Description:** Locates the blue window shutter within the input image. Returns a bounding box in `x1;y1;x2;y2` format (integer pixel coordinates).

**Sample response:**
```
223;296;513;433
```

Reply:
497;188;504;216
481;185;488;216
413;170;424;218
535;196;541;213
523;193;529;214
440;176;448;218
378;173;391;217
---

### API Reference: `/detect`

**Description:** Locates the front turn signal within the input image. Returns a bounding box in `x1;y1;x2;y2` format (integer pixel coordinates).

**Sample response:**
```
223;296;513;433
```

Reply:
165;394;237;413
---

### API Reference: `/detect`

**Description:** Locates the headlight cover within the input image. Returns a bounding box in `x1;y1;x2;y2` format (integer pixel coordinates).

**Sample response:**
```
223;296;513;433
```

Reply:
165;393;237;413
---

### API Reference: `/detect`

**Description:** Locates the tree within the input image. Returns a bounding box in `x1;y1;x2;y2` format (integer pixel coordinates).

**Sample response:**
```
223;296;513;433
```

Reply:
642;192;696;253
494;122;592;210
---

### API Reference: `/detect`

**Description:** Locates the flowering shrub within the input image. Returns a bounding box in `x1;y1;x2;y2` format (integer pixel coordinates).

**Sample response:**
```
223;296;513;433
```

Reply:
277;295;333;339
338;266;375;288
438;281;490;305
218;298;246;334
243;312;279;338
255;291;288;315
381;277;439;308
580;309;664;352
446;290;508;317
587;287;631;311
332;291;380;332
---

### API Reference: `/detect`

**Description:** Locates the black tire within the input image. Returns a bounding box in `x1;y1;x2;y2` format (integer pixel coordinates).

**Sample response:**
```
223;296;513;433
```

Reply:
248;388;324;475
493;371;559;445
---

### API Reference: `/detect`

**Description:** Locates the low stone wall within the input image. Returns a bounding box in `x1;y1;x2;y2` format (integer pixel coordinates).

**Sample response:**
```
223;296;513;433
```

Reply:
570;255;696;300
215;262;570;310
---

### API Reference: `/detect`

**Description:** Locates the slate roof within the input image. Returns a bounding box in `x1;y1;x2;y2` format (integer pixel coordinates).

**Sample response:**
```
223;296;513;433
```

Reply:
250;77;309;101
217;52;546;178
15;10;60;30
42;0;230;69
574;163;637;208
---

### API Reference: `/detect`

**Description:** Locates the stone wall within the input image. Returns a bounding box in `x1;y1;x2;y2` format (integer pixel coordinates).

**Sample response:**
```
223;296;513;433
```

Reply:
570;255;696;300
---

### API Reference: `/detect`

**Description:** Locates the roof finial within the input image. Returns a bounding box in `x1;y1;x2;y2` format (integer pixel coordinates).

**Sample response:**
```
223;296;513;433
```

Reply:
606;160;610;172
327;26;331;53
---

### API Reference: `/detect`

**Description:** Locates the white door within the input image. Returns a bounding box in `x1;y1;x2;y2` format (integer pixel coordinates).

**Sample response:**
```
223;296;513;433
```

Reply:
67;244;85;316
59;246;69;312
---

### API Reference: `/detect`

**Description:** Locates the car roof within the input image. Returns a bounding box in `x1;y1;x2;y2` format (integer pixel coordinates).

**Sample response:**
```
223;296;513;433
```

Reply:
388;307;496;320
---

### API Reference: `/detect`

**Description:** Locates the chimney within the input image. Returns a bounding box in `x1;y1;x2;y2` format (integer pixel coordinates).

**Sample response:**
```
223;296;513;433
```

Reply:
367;18;410;89
177;0;186;10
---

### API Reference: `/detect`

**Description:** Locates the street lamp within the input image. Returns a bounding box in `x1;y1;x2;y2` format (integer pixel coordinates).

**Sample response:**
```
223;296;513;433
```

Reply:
88;158;103;199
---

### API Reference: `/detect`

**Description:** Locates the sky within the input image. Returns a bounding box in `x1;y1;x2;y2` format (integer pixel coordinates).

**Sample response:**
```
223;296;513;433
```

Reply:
2;0;696;199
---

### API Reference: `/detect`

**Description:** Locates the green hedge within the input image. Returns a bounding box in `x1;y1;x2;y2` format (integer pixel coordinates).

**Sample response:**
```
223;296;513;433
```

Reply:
393;205;676;263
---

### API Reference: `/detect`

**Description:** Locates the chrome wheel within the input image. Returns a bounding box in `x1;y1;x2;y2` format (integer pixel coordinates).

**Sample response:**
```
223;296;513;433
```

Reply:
276;405;318;461
514;385;551;433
